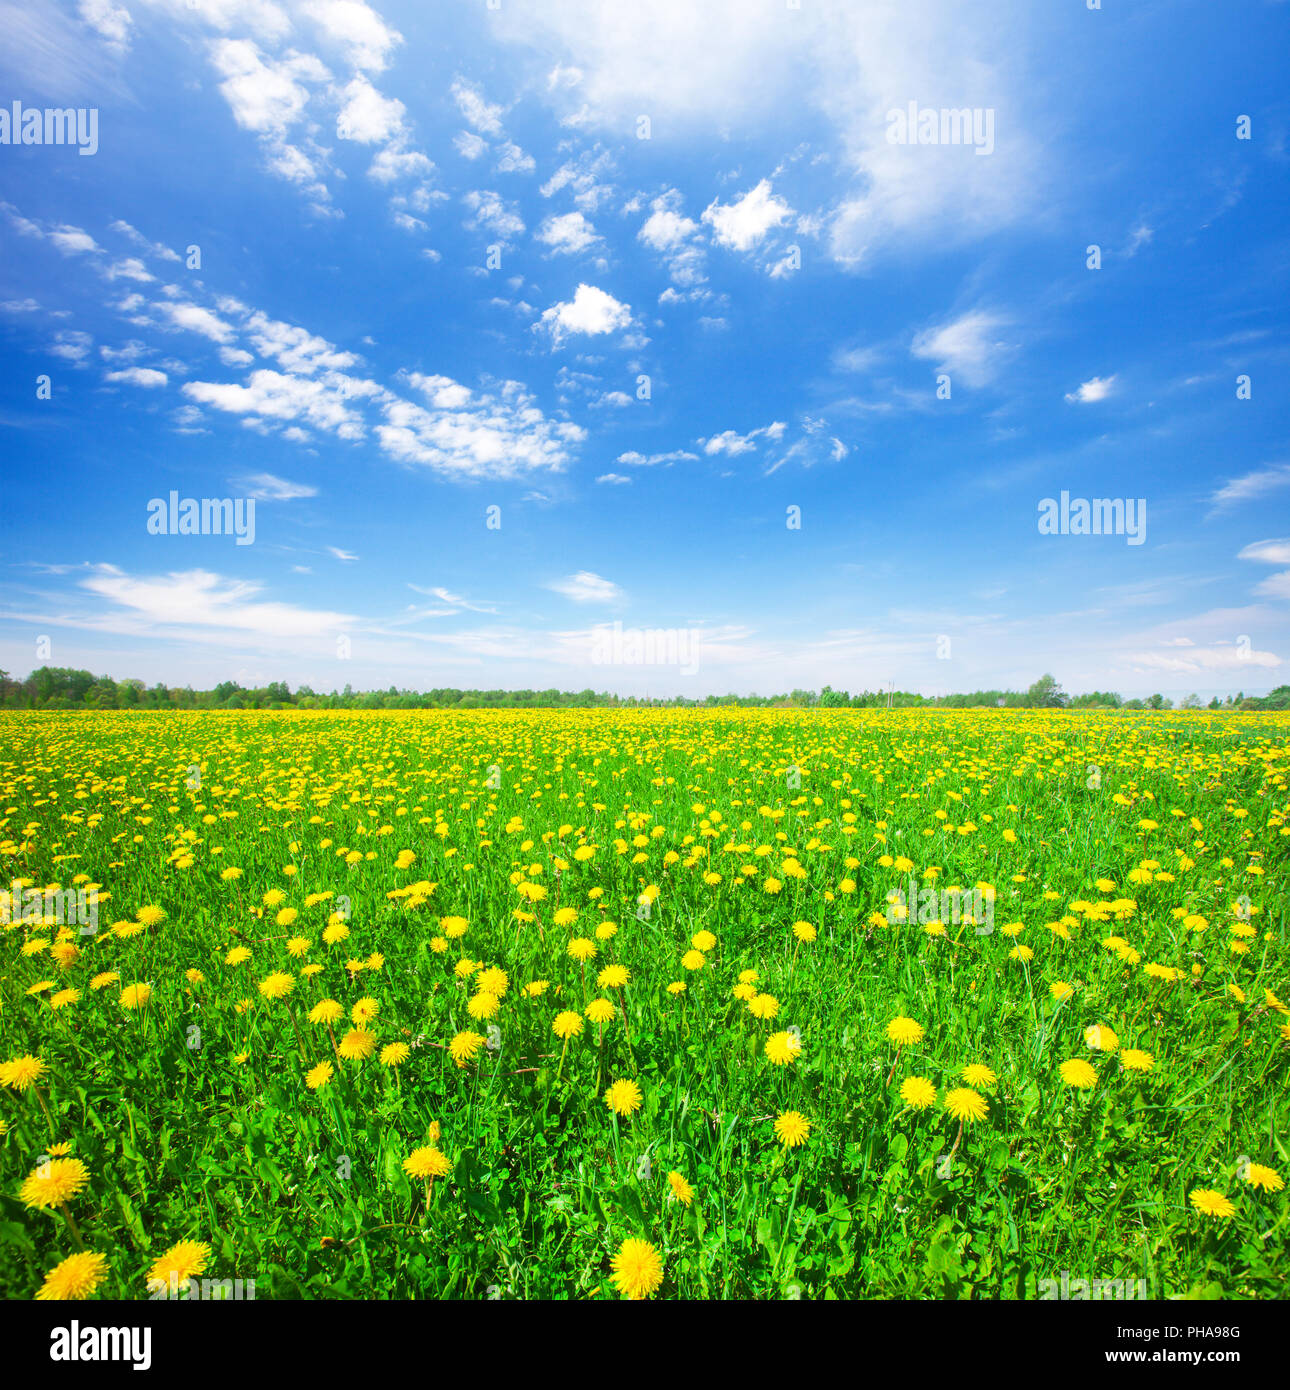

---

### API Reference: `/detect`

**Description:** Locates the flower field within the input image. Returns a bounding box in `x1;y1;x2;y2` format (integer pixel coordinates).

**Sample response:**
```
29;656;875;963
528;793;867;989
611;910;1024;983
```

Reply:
0;707;1286;1301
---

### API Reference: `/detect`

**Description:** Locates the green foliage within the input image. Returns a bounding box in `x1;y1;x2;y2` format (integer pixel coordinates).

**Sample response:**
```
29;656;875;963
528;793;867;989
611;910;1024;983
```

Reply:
0;706;1286;1301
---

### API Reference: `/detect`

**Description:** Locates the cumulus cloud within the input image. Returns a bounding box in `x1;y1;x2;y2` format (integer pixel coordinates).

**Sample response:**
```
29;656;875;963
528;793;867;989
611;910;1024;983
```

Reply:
491;0;1040;268
156;300;238;343
79;0;132;55
638;190;705;284
537;284;631;345
1065;374;1116;404
536;211;599;254
303;0;402;72
699;421;786;456
336;74;407;143
451;78;504;135
702;179;793;252
463;189;525;239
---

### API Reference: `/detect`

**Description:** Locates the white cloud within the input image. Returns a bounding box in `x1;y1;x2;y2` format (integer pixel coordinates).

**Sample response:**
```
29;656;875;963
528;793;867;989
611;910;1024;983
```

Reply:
539;148;617;210
1128;643;1281;674
78;0;131;55
1065;374;1116;404
911;310;1009;388
451;78;504;135
699;422;785;456
303;0;401;72
463;189;525;239
596;473;632;485
702;179;793;252
243;310;358;373
336;75;407;144
48;225;102;256
103;257;155;283
1124;223;1153;257
616;449;698;467
638;190;705;284
1253;571;1290;600
183;368;374;439
82;566;352;638
328;546;358;561
157;300;238;343
538;283;631;345
491;0;1039;268
208;39;329;137
236;472;318;500
454;131;488;160
406;584;496;614
639;206;696;252
369;143;433;182
536;211;599;254
1210;464;1290;509
377;380;584;479
105;366;167;387
51;330;93;362
404;373;473;409
1238;539;1290;566
145;0;292;45
496;141;536;174
546;571;622;603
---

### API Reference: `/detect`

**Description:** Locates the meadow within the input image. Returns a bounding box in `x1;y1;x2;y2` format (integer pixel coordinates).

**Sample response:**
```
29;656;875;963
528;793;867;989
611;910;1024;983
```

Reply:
0;707;1286;1301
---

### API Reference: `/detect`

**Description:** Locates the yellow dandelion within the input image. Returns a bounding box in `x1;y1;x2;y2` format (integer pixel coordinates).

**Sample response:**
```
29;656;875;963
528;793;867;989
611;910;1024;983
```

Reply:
667;1171;694;1207
1189;1189;1235;1219
900;1075;937;1109
449;1031;486;1066
1244;1163;1283;1193
1060;1058;1098;1089
765;1030;803;1065
944;1087;988;1123
774;1110;811;1148
404;1146;453;1180
305;1061;334;1090
610;1237;664;1301
887;1016;924;1046
146;1239;211;1289
603;1078;643;1117
20;1157;90;1210
36;1250;110;1301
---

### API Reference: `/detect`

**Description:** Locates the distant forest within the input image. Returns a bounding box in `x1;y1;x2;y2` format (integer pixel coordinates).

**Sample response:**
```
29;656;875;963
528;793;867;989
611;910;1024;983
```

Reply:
2;667;1287;712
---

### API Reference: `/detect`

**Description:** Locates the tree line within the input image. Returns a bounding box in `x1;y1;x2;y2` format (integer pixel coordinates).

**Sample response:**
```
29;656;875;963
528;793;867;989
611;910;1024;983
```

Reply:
1;668;1286;712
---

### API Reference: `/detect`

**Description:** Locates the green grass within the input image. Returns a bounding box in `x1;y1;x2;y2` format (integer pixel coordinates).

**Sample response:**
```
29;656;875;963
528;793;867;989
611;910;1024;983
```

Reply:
0;706;1286;1300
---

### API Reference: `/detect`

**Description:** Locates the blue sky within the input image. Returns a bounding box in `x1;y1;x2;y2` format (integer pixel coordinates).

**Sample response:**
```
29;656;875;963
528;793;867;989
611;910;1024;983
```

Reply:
1;0;1288;698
